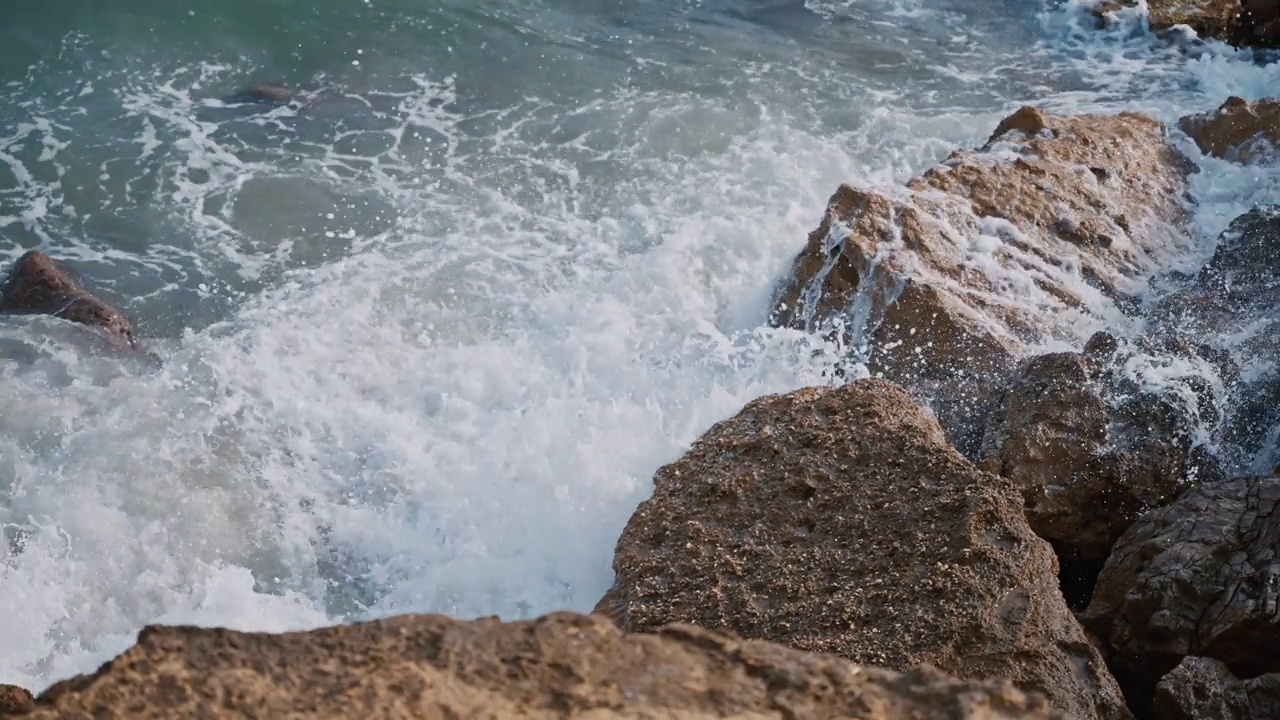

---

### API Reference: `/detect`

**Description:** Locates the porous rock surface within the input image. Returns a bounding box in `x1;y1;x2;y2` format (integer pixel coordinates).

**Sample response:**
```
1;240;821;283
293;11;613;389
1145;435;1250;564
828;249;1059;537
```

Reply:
596;379;1131;720
1153;657;1280;720
1179;96;1280;164
1082;475;1280;717
0;250;141;350
8;612;1063;720
768;106;1195;455
0;685;33;715
1090;0;1280;47
978;336;1224;608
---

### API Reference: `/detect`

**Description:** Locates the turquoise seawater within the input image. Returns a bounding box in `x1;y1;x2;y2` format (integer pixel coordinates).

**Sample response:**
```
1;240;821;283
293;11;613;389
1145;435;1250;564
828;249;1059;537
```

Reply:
1;0;1278;691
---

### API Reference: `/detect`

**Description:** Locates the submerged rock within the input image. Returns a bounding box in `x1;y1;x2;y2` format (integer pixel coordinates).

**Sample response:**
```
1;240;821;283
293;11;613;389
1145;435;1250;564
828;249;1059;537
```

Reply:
596;380;1131;720
768;106;1195;455
1153;657;1280;720
17;612;1063;719
1082;475;1280;718
1179;96;1280;164
0;250;141;350
222;83;297;105
0;685;33;715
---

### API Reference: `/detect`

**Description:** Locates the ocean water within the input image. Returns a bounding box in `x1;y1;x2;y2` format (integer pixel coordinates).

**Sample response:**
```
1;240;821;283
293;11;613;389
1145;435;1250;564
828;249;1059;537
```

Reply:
1;0;1279;691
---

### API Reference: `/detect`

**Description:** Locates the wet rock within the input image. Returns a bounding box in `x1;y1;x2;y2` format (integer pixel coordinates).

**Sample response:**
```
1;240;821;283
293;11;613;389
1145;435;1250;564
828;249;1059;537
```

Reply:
1150;0;1241;39
1152;207;1280;471
769;107;1195;456
0;250;141;350
596;380;1131;720
0;684;33;715
1088;0;1226;40
1239;0;1280;45
19;611;1063;719
1153;657;1280;720
979;337;1227;609
1092;0;1280;47
1082;475;1280;718
223;84;296;105
1179;97;1280;164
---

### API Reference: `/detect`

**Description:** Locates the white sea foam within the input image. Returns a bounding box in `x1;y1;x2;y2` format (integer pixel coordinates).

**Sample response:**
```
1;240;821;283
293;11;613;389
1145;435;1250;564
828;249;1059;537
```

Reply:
1;0;1278;695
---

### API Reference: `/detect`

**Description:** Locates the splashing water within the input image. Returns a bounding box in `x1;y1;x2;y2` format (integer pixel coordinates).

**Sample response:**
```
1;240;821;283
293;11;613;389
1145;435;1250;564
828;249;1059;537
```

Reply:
1;0;1277;690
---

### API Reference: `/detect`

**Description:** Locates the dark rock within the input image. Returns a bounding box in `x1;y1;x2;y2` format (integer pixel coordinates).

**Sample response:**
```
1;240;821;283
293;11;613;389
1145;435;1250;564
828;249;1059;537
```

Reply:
0;251;141;350
1179;97;1280;164
0;684;33;715
978;345;1220;610
596;379;1132;720
1082;475;1280;718
1238;0;1280;46
1152;207;1280;472
223;84;296;105
1153;657;1280;720
19;612;1063;719
768;107;1196;457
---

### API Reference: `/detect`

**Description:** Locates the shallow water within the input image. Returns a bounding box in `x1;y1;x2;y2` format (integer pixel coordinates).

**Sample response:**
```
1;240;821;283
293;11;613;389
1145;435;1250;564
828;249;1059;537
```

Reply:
1;0;1278;691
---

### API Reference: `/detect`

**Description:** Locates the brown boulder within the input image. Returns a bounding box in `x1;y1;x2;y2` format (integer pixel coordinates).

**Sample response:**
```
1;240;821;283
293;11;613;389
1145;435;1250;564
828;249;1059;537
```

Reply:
1088;0;1280;47
979;339;1224;609
769;107;1195;455
1082;475;1280;717
0;685;33;715
0;250;141;350
596;380;1131;719
1179;97;1280;164
1148;0;1240;40
16;612;1062;719
1153;657;1280;720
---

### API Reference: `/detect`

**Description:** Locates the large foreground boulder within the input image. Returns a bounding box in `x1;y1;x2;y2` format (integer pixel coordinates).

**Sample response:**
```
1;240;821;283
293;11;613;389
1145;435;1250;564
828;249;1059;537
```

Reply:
1082;475;1280;717
1179;97;1280;164
1153;657;1280;720
0;250;141;350
10;612;1062;719
768;107;1195;455
978;336;1225;609
596;380;1131;719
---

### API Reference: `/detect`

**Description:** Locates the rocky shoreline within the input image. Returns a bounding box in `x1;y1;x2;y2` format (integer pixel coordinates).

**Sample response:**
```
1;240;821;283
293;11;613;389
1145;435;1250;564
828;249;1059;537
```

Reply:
4;5;1280;720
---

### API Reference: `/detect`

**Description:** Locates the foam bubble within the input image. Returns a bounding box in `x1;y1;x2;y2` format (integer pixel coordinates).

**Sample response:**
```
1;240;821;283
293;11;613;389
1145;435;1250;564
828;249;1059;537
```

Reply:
2;0;1278;695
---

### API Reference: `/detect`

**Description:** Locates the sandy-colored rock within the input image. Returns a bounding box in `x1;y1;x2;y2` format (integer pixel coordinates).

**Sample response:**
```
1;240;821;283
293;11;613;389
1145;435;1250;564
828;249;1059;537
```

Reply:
16;612;1062;720
0;685;34;715
596;380;1131;720
979;338;1223;609
769;107;1194;455
0;250;141;350
1149;0;1240;39
1092;0;1280;47
1082;475;1280;718
1153;657;1280;720
1179;97;1280;164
